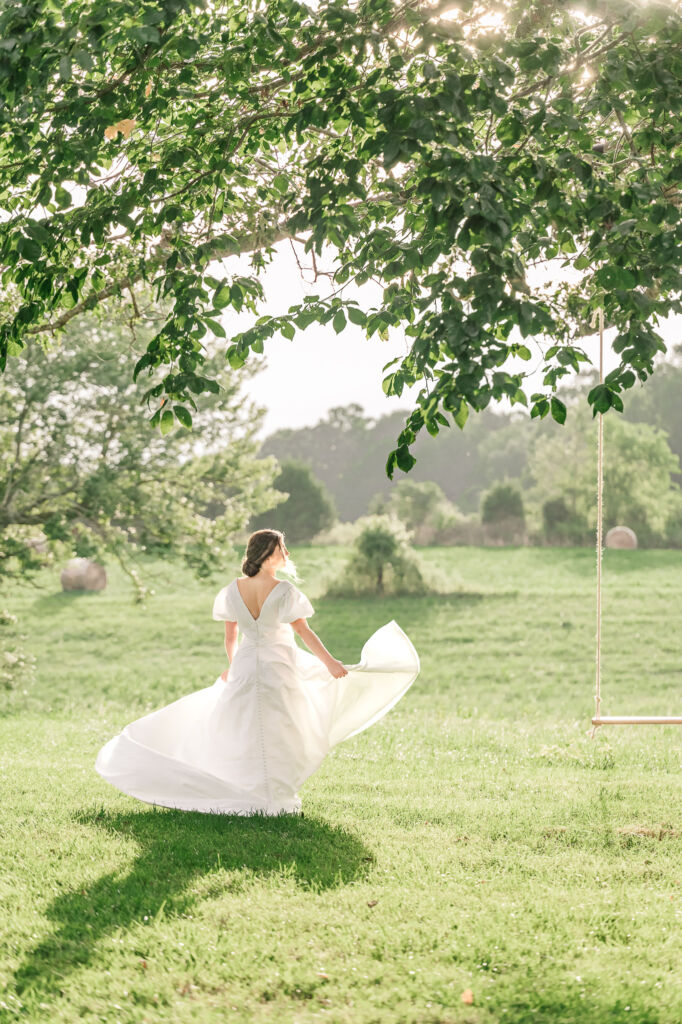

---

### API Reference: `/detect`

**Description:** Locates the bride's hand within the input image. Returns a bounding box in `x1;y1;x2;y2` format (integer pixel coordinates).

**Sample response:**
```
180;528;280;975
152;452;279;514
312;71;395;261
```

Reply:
326;658;348;679
220;668;230;682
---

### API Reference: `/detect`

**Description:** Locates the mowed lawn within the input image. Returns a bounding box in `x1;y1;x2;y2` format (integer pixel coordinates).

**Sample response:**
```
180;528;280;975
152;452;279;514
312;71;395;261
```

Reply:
0;546;680;1024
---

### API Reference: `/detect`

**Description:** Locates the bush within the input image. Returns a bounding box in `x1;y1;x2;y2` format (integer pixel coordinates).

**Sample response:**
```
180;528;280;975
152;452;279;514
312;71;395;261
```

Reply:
480;482;526;545
387;480;454;545
428;509;486;546
542;497;590;546
481;482;525;524
324;515;430;597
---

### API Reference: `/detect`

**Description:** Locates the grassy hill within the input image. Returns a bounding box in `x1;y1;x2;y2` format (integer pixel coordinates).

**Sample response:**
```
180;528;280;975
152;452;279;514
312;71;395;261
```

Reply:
1;548;680;1023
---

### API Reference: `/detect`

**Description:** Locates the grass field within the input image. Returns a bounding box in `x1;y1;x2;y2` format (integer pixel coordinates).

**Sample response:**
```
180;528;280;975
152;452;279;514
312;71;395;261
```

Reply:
0;546;680;1024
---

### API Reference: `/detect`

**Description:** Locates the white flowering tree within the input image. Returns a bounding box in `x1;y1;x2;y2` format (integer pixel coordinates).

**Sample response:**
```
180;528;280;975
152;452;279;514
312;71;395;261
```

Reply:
0;300;283;595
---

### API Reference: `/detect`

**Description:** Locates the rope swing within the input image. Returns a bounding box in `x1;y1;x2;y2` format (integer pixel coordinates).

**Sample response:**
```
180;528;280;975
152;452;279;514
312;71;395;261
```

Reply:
589;306;682;737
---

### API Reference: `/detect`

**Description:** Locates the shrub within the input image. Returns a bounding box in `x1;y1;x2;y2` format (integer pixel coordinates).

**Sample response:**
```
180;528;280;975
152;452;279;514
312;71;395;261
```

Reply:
324;515;430;597
429;509;486;546
481;482;525;524
542;497;590;546
388;480;450;541
480;482;526;545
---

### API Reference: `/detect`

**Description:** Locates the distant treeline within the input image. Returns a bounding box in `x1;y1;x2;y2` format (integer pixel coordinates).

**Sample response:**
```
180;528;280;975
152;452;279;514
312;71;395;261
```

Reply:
256;355;682;527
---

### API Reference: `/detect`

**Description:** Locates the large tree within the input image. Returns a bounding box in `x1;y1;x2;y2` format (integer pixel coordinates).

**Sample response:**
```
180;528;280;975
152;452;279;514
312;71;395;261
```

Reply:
1;0;681;479
248;458;338;542
527;404;682;543
0;297;282;594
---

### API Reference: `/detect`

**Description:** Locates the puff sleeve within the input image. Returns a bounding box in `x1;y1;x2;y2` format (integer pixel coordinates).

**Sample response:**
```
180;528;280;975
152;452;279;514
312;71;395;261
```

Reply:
282;585;314;623
212;585;238;622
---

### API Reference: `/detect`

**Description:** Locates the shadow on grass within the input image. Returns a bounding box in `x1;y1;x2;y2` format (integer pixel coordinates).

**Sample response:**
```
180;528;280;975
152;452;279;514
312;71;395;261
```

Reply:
560;547;679;579
13;805;373;1001
30;589;107;615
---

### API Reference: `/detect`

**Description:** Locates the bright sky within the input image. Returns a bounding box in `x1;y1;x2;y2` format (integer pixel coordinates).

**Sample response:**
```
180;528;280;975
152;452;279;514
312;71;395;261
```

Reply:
211;240;682;440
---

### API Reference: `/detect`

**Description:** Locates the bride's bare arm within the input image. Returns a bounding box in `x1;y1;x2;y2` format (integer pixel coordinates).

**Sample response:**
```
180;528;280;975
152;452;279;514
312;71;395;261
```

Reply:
290;618;348;678
223;622;239;664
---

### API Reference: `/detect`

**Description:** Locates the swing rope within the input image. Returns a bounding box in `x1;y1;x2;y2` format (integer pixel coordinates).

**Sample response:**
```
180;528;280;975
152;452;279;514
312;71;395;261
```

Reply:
589;307;605;739
588;308;682;734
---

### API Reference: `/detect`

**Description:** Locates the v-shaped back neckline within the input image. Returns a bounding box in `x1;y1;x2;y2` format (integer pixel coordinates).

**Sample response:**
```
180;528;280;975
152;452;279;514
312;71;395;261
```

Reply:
233;578;286;622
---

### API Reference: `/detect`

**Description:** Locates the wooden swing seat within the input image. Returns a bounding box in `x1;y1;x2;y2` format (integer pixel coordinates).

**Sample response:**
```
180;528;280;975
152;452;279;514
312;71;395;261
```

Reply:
592;716;682;726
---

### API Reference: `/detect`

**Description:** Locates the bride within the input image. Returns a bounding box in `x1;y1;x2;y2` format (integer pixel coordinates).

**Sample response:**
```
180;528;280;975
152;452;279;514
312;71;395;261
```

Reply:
95;528;420;816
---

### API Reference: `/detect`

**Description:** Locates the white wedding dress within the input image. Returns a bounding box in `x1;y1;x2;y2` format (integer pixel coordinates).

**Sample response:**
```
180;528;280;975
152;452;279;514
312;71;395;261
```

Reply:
95;578;420;816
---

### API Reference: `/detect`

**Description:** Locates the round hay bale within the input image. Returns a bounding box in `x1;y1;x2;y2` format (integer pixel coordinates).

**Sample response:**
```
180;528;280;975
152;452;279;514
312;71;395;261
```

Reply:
60;558;107;592
605;526;638;549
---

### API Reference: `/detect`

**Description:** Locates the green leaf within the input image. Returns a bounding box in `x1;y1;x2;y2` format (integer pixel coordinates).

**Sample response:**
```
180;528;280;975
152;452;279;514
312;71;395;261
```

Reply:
55;186;72;208
454;400;469;429
25;222;54;245
347;305;366;326
160;409;174;435
332;310;346;333
174;405;193;428
550;396;567;424
58;56;72;81
17;237;41;261
587;384;612;414
175;35;199;57
496;116;523;144
133;352;153;380
213;284;231;308
531;398;549;419
517;302;534;338
382;373;396;396
612;218;637;236
204;317;226;338
227;347;246;369
73;48;93;71
395;444;417;472
383;135;402;169
128;24;160;45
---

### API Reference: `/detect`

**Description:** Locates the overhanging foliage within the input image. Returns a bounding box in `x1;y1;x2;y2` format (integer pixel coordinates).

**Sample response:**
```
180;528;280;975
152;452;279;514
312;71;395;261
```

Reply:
1;0;680;477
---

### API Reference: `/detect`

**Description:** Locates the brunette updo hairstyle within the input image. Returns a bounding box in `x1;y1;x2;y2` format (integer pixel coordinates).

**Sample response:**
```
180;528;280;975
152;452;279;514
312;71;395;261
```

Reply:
241;529;285;577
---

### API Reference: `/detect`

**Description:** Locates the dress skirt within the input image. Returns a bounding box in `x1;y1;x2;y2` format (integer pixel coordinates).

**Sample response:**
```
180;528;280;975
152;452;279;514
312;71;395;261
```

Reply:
95;619;420;815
